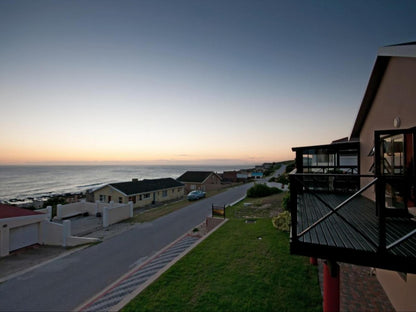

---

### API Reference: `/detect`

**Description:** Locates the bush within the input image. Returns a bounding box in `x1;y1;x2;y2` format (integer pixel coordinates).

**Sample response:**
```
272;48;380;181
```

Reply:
285;162;295;174
282;192;291;211
272;211;291;232
276;174;289;185
247;184;282;198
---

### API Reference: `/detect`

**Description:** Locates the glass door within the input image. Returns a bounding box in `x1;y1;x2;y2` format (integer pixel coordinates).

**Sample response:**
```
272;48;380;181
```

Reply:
379;131;415;212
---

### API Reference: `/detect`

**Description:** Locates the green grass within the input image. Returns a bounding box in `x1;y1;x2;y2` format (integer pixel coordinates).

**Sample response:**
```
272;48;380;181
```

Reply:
122;217;322;312
227;192;285;219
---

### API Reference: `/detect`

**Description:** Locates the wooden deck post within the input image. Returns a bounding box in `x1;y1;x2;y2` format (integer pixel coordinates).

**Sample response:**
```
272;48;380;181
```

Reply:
323;260;340;312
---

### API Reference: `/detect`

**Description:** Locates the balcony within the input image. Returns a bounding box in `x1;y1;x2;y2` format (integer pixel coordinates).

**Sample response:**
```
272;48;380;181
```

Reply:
289;173;416;274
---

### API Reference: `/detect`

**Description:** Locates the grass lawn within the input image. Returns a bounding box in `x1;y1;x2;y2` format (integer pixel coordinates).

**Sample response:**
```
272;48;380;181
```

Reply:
226;192;285;219
122;206;322;311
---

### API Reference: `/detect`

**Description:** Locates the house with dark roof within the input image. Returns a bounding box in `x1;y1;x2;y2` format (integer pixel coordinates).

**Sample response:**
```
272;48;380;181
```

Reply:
290;42;416;311
92;178;185;208
177;171;222;193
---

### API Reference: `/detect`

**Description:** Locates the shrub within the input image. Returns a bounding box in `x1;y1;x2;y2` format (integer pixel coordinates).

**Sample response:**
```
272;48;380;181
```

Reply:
276;174;289;185
282;192;291;211
247;184;282;198
272;211;291;232
285;162;295;174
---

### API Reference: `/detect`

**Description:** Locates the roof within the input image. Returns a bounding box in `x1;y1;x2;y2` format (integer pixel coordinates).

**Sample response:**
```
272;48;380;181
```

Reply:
177;171;220;183
0;204;42;219
350;41;416;139
292;140;359;152
107;178;184;196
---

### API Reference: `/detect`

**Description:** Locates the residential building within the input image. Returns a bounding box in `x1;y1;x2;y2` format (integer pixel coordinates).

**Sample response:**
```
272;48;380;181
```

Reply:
93;178;184;209
250;171;264;179
177;171;222;193
223;171;238;183
0;204;45;256
290;42;416;312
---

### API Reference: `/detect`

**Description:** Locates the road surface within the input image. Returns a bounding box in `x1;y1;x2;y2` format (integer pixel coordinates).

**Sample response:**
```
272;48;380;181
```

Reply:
0;183;253;312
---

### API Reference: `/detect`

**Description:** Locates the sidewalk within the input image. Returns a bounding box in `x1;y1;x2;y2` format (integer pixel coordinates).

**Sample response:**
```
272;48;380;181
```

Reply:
317;260;395;312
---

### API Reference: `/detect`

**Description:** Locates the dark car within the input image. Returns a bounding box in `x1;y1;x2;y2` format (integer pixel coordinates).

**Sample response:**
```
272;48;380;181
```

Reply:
187;190;206;201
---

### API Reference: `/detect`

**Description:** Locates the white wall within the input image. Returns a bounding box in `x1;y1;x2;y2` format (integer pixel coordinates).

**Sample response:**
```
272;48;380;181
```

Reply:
103;202;133;227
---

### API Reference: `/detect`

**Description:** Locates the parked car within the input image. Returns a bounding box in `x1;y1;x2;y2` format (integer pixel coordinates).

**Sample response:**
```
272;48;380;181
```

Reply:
187;190;206;201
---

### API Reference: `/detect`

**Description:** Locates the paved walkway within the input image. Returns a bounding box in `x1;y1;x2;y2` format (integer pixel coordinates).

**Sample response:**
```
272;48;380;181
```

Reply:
317;260;395;311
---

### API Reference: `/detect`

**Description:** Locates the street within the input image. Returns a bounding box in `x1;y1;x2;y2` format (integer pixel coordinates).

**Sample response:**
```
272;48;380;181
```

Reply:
0;183;253;312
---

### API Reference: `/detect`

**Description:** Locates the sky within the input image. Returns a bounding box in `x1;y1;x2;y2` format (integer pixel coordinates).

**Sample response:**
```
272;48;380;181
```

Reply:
1;0;415;166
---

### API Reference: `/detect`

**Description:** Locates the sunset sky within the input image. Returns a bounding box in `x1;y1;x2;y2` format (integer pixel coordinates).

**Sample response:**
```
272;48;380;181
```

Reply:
1;1;415;165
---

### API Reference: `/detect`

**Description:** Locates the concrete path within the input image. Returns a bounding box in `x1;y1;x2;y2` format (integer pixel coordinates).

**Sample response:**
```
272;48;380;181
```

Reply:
0;183;253;312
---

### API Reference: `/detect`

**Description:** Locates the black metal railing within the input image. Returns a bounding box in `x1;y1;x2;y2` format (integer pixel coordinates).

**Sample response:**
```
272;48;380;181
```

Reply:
290;171;416;257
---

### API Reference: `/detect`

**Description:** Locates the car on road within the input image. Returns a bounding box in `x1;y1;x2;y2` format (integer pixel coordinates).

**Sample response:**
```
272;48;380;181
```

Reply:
187;190;206;201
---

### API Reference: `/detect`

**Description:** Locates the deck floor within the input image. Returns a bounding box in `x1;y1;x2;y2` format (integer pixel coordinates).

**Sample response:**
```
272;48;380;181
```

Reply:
296;193;416;258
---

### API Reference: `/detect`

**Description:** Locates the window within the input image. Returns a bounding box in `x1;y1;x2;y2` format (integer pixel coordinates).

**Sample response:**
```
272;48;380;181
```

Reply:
128;196;136;204
139;194;142;201
381;134;404;175
118;197;123;204
162;190;168;197
99;195;106;202
143;193;150;199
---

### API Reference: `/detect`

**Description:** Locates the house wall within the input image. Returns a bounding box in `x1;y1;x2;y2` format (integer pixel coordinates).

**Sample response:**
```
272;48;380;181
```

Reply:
153;187;185;203
377;269;416;311
360;57;416;200
103;202;133;227
183;182;200;193
94;185;184;209
182;174;222;193
94;186;125;204
0;214;46;257
203;173;222;191
0;213;98;257
223;171;237;182
56;201;100;219
358;57;416;311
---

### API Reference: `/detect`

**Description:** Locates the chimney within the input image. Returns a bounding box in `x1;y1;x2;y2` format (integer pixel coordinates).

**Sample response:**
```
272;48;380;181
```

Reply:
132;178;138;182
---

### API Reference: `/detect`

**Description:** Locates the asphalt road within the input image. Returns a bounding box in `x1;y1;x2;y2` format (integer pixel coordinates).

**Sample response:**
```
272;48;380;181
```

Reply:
0;182;253;312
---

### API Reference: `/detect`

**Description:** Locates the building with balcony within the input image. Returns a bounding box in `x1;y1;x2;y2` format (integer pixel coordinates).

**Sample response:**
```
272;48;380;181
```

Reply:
290;42;416;311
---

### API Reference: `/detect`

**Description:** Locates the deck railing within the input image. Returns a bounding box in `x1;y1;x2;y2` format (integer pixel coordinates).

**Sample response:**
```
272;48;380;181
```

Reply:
290;171;416;259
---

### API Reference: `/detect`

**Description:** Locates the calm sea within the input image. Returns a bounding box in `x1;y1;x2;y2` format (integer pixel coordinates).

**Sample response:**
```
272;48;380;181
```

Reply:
0;165;249;202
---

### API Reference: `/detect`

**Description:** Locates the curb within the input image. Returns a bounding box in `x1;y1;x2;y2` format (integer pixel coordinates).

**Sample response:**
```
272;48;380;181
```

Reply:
227;195;246;207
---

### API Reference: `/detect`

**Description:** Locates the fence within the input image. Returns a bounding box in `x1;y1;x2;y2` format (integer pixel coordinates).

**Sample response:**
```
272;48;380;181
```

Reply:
103;202;134;227
56;200;103;219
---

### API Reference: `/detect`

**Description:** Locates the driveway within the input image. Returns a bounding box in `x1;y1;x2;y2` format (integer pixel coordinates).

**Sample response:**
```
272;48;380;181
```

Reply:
0;182;253;312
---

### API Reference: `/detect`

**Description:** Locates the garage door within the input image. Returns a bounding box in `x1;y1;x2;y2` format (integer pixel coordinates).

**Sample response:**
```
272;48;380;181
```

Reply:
9;223;39;252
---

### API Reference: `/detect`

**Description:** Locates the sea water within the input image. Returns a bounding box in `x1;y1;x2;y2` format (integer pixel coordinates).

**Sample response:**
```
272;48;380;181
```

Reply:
0;165;249;202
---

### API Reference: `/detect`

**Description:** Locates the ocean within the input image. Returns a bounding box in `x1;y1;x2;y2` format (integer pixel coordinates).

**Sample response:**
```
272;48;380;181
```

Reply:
0;165;250;202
